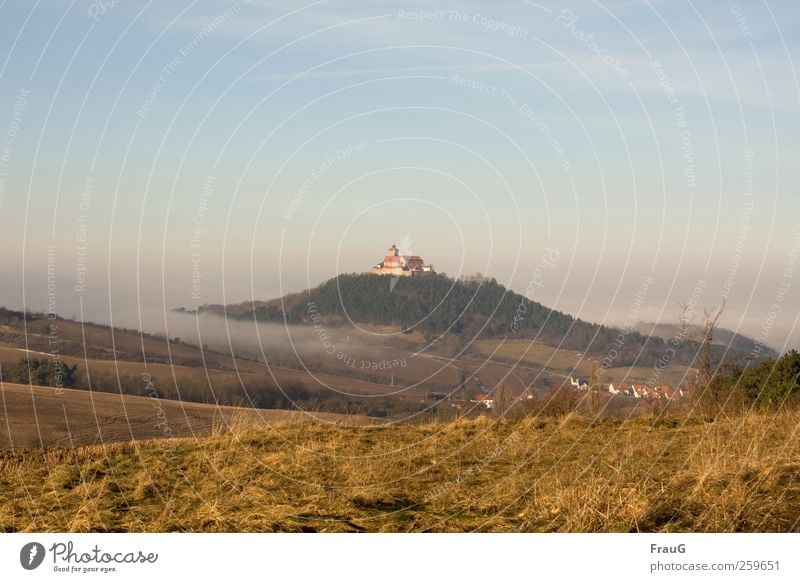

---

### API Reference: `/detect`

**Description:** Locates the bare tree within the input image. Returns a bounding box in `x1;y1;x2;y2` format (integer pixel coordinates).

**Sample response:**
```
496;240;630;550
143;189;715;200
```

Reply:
493;382;514;416
690;301;726;417
589;359;603;415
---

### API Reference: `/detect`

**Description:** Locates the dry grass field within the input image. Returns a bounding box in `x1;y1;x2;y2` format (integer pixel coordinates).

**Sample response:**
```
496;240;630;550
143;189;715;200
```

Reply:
2;315;794;533
1;410;799;532
0;383;361;449
470;338;694;387
0;342;430;400
0;315;693;408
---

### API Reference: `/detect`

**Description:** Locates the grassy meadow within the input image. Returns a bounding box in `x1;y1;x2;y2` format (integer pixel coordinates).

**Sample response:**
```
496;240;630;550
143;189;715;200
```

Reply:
1;410;799;532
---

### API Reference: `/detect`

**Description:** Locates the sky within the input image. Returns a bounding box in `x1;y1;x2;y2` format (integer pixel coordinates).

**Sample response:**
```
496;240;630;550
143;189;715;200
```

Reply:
0;0;798;350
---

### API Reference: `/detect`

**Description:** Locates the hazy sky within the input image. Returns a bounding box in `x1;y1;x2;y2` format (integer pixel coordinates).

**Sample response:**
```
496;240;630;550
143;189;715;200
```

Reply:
0;0;798;349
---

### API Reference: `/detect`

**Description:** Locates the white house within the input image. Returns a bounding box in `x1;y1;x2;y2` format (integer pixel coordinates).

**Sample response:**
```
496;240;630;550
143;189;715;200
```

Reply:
569;376;590;391
471;394;494;409
608;382;624;395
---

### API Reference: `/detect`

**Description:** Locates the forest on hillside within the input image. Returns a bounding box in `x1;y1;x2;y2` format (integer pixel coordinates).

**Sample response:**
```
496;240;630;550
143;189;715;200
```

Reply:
205;274;771;368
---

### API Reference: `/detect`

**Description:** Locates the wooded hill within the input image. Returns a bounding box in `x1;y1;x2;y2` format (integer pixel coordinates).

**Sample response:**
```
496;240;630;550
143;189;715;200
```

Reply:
195;273;777;367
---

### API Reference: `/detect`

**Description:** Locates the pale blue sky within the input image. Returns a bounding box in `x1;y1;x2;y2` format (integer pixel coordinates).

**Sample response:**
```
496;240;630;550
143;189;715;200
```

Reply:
0;0;798;349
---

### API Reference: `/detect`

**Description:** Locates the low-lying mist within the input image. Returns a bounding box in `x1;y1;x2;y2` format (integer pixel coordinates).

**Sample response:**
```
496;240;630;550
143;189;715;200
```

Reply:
146;309;418;372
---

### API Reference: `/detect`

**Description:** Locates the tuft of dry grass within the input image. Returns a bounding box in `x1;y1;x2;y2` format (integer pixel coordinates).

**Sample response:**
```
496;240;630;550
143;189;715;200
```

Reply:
1;411;799;532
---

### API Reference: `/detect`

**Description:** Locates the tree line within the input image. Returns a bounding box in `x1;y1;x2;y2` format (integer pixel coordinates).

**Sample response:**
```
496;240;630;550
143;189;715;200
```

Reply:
697;349;800;415
2;357;78;388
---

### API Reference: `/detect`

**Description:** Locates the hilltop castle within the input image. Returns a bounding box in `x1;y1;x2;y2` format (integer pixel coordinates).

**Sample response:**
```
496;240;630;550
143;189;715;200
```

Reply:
371;244;434;277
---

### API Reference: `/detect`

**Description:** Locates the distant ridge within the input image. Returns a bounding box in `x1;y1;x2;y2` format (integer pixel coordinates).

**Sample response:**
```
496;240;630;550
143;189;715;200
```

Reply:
192;273;777;367
630;321;778;359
